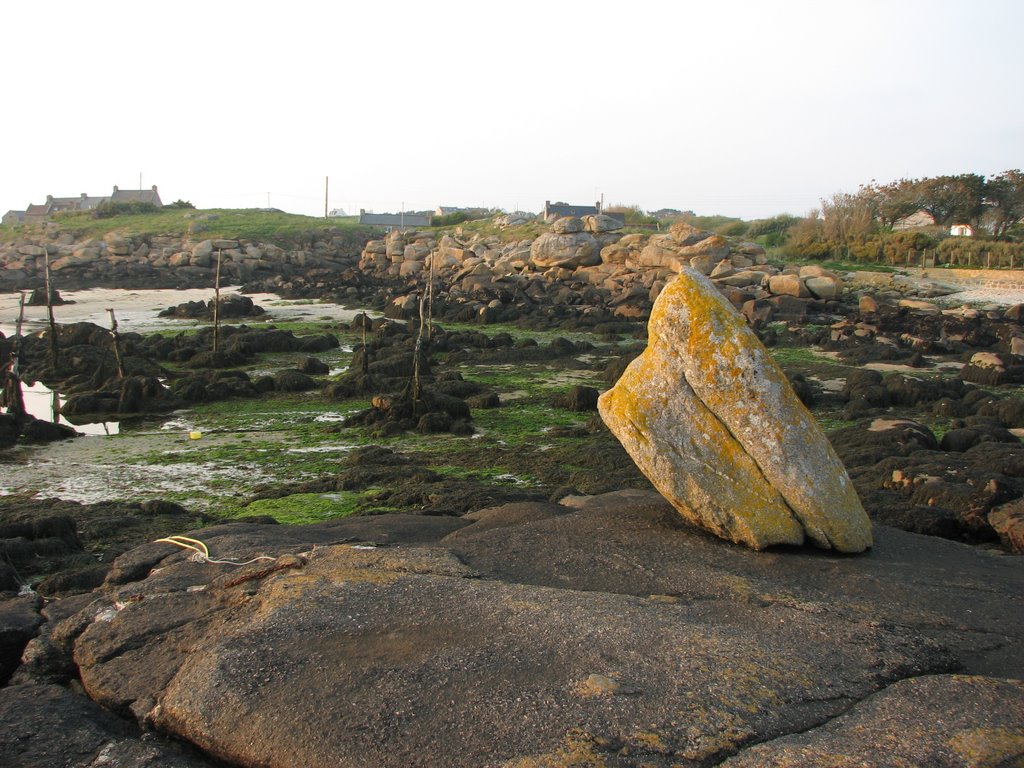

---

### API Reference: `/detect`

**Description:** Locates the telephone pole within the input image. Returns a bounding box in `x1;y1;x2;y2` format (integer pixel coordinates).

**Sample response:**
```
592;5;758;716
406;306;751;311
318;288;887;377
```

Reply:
324;176;329;219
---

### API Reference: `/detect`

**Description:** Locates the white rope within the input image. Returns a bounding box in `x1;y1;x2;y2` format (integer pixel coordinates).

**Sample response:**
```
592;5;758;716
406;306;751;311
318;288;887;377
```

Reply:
154;535;276;567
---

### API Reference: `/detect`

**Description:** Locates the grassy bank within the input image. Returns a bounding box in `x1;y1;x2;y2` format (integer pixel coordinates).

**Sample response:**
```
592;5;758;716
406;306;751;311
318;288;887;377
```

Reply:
0;208;372;248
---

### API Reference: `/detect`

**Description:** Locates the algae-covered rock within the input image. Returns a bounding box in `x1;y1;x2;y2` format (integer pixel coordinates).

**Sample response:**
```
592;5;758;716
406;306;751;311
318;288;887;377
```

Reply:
599;267;872;552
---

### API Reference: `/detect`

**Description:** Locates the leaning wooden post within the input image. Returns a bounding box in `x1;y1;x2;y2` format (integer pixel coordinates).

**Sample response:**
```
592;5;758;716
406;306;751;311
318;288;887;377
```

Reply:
360;314;369;374
426;251;435;343
106;308;125;378
43;251;59;371
411;292;426;405
212;250;222;354
3;292;27;417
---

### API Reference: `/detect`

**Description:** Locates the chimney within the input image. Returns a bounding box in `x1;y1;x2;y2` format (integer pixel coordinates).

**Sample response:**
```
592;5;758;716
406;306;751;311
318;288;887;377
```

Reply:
113;186;119;192
46;195;53;202
81;193;87;200
152;185;158;191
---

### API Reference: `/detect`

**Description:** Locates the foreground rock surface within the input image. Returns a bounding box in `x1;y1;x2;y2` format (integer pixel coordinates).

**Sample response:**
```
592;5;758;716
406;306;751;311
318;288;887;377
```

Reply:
599;268;872;552
720;674;1024;767
8;491;1021;767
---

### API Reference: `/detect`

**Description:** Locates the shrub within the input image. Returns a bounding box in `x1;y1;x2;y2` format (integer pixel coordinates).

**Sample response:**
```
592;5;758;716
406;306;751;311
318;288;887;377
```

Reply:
167;199;196;209
431;211;470;227
92;200;160;218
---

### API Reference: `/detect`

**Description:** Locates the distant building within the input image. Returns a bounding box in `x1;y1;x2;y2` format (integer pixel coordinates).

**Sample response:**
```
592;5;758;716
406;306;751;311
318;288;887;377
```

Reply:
110;185;163;207
328;208;348;217
950;223;974;237
543;200;602;221
358;209;432;231
5;185;163;225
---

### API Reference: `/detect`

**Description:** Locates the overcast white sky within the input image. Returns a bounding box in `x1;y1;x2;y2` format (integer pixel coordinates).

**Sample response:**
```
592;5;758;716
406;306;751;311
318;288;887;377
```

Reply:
2;0;1021;220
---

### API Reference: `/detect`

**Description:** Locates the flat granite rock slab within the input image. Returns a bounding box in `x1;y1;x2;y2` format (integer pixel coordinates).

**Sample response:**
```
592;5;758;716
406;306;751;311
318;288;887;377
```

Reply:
71;543;953;768
447;490;1024;680
720;674;1024;767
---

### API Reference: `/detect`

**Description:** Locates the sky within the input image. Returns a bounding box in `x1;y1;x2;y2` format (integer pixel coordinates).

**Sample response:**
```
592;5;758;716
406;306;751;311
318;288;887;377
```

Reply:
2;0;1022;221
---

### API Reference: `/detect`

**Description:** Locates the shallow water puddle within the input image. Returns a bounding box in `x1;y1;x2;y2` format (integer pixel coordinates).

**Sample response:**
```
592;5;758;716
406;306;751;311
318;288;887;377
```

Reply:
21;381;119;436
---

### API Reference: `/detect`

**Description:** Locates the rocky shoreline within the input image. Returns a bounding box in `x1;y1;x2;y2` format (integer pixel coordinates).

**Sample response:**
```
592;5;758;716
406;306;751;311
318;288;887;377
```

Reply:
2;217;1024;766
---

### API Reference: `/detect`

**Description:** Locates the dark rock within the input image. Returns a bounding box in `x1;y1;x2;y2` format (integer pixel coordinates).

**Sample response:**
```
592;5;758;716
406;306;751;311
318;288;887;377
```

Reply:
0;414;19;450
0;682;218;767
0;594;44;685
940;425;1019;452
186;349;249;369
973;396;1024;428
36;565;110;597
787;373;816;406
830;418;938;468
416;411;452;433
298;334;339;353
465;392;500;409
273;370;317;392
26;287;66;306
19;418;79;443
552;385;600;412
297;357;330;375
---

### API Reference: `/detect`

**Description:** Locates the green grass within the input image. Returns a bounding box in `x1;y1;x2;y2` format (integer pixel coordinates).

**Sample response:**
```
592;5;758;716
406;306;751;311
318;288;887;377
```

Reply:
231;491;376;524
0;208;372;247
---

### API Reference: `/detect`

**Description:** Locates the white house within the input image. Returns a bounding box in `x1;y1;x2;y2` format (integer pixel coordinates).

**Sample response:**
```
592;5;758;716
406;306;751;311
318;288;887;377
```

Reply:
950;224;974;237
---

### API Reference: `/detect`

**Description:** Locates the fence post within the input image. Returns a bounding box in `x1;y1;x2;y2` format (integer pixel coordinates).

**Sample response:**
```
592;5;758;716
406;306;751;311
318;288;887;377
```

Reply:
986;251;991;269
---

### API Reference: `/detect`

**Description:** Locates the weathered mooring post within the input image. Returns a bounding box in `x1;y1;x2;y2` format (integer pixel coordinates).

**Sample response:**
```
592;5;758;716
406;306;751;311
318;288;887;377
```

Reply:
43;252;59;371
2;292;27;418
106;308;125;378
212;250;222;354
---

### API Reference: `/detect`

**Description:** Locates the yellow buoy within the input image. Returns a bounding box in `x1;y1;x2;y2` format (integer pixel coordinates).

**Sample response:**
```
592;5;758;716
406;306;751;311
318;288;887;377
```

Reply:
188;431;202;440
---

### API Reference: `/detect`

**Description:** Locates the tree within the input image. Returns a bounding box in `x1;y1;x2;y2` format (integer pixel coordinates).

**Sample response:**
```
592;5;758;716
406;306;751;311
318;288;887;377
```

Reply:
820;192;876;242
915;174;986;226
984;169;1024;238
860;178;921;231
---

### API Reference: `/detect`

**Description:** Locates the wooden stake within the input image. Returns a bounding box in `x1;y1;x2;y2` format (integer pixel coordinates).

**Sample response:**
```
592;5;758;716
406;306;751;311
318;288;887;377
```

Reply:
426;251;434;342
44;251;58;370
213;250;222;353
106;308;125;378
361;316;369;374
3;292;27;417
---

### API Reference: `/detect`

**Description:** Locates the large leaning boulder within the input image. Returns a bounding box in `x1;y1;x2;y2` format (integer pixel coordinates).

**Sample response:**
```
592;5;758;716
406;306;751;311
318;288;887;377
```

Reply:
598;266;872;552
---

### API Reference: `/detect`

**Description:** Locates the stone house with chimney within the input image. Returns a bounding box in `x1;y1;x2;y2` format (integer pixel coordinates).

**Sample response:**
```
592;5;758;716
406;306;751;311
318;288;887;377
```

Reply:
3;185;162;226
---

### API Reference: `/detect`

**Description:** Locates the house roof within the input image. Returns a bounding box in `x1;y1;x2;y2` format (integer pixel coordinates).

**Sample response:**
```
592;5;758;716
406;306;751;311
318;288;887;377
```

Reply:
545;202;599;218
25;204;49;215
48;197;82;212
111;186;162;205
3;210;25;222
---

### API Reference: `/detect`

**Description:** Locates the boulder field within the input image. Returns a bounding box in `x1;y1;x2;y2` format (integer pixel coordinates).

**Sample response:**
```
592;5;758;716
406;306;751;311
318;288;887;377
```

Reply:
2;491;1021;767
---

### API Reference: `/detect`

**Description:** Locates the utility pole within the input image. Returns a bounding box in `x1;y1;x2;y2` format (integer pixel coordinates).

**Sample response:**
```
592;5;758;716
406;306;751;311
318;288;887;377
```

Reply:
324;176;329;219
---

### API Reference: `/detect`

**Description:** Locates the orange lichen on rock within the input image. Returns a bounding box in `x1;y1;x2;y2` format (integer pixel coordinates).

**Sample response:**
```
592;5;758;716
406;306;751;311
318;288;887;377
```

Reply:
599;267;872;552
